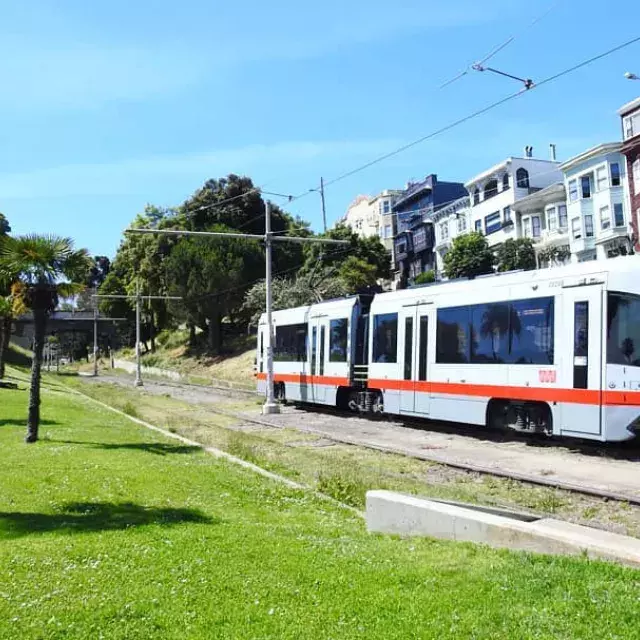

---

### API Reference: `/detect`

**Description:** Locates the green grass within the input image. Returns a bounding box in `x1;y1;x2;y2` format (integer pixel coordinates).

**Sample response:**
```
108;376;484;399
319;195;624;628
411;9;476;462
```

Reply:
2;383;640;638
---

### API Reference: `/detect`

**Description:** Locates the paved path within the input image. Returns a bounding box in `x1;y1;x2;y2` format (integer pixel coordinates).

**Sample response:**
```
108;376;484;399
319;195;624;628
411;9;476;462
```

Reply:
85;374;640;500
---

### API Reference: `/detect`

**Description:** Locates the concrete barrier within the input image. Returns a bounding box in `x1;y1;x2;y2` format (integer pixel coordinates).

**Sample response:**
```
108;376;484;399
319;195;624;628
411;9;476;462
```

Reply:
366;490;640;567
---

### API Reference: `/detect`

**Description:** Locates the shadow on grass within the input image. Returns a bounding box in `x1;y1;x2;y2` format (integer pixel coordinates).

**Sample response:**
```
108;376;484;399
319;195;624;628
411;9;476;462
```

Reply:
0;501;217;539
0;419;59;428
55;440;201;456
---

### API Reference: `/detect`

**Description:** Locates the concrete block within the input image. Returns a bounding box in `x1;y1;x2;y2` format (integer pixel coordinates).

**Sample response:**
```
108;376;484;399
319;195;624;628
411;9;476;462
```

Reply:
366;490;640;567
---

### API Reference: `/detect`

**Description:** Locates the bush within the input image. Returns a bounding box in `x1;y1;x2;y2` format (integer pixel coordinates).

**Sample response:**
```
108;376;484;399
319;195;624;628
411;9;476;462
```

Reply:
413;270;435;285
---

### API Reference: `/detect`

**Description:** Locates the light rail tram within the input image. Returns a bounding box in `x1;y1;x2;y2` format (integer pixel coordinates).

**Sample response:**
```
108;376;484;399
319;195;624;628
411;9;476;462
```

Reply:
257;258;640;442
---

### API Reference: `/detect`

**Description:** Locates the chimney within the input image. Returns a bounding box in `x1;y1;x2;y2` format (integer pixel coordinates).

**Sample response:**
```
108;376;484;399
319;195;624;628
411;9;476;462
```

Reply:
523;145;533;158
549;143;557;161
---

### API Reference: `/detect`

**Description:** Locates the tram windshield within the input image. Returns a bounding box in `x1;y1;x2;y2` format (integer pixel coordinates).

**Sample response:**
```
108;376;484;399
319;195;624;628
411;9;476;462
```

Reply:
607;292;640;366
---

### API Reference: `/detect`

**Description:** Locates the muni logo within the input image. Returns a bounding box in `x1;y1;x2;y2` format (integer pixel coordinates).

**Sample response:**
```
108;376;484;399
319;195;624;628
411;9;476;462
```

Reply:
538;370;557;384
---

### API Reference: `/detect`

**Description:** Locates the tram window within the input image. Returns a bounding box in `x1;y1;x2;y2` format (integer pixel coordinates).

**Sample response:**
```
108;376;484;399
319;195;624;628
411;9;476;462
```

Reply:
607;293;640;366
509;297;554;364
319;325;325;375
470;303;510;363
329;318;349;362
274;323;308;362
436;307;470;363
373;313;398;363
259;332;264;373
418;316;429;380
311;326;317;372
404;317;413;380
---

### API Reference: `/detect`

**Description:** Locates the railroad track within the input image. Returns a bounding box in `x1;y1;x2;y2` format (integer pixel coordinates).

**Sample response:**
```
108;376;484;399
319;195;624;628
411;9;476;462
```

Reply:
86;373;640;506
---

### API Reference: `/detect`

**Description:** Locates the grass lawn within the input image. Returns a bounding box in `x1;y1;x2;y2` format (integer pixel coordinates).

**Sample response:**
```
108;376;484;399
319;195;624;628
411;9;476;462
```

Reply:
1;384;640;639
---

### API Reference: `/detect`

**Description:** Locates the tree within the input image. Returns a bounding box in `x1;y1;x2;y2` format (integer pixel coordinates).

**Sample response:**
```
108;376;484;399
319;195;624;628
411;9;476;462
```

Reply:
0;213;10;236
443;232;494;280
0;235;90;442
164;227;263;353
413;270;436;286
0;216;15;378
494;238;536;273
75;255;112;311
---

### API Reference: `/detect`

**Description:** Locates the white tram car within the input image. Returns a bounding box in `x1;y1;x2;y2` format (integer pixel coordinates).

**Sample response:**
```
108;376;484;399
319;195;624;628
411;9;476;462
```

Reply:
257;258;640;442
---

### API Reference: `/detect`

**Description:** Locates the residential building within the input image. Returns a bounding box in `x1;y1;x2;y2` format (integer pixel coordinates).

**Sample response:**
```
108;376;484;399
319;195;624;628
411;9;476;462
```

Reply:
369;189;403;256
619;96;640;251
392;174;467;284
431;195;471;275
560;143;632;262
465;153;563;248
512;183;570;268
339;194;376;238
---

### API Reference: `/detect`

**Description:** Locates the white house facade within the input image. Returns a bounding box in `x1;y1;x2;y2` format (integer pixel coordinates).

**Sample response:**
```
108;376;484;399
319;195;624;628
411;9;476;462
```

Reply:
339;195;376;238
560;143;632;262
369;189;403;256
465;155;563;248
431;195;471;275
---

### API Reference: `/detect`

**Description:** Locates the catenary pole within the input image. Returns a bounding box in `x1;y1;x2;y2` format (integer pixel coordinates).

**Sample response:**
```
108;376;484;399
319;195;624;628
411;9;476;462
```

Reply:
126;198;348;414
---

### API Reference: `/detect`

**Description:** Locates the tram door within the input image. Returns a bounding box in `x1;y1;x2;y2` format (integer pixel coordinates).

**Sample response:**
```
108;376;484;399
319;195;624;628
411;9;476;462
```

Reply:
399;304;432;416
560;286;603;436
309;317;326;403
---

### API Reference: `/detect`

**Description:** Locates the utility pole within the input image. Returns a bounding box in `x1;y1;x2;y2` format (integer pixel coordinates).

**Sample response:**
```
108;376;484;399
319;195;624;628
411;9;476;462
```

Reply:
263;201;278;414
92;288;176;387
135;279;142;386
93;291;99;377
320;177;328;233
127;198;348;415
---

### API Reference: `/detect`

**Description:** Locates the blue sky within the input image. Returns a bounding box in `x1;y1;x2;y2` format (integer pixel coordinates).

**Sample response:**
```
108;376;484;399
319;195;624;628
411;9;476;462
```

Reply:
2;0;640;257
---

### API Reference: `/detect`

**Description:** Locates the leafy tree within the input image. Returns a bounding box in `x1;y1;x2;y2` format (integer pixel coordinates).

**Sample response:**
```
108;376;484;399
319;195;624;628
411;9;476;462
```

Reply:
0;217;15;378
0;213;10;235
75;255;112;310
494;238;536;272
443;232;494;280
243;271;347;327
413;270;436;285
0;235;90;442
301;224;391;287
164;227;263;353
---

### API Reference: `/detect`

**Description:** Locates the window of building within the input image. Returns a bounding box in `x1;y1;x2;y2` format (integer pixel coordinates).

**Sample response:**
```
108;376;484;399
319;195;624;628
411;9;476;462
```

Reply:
523;218;532;238
503;206;511;223
485;211;501;235
473;188;480;205
484;180;498;200
607;293;640;366
600;205;611;230
581;174;592;199
372;313;398;363
596;166;608;191
623;113;640;141
440;221;449;241
274;323;308;362
475;219;482;233
572;217;581;239
633;159;640;195
502;174;510;190
569;179;578;202
436;297;554;365
611;162;621;187
384;224;392;238
457;215;467;233
383;200;390;214
532;215;541;238
516;168;530;189
436;307;470;363
558;204;568;228
329;318;349;362
585;214;594;237
547;206;557;232
614;203;625;227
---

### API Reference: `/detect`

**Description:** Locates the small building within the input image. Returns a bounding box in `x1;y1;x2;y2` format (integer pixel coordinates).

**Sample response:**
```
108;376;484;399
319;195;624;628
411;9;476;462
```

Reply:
339;195;376;239
512;183;570;268
560;142;632;262
369;189;403;258
392;174;466;284
619;96;640;251
465;152;563;248
431;195;471;276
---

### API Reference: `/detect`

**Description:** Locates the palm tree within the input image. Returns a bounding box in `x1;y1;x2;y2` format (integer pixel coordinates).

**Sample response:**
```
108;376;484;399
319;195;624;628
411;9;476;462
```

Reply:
0;235;90;442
